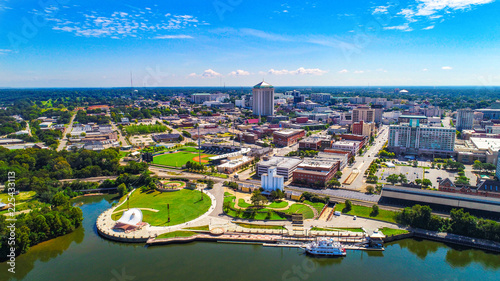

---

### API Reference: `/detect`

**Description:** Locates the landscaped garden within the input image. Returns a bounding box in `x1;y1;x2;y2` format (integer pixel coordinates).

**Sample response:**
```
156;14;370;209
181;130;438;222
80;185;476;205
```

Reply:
224;194;316;220
112;189;211;226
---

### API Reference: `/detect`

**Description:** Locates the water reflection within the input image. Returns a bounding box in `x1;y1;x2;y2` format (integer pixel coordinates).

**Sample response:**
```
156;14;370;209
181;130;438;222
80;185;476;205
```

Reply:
445;248;500;270
0;226;85;281
393;238;443;259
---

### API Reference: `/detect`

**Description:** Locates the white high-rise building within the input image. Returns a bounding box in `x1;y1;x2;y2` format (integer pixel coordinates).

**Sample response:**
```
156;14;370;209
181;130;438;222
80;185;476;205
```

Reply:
252;81;274;116
456;109;474;131
261;167;284;192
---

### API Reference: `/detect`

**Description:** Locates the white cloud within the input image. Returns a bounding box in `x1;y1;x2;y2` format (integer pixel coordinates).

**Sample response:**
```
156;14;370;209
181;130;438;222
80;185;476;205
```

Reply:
39;6;206;39
422;68;429;71
338;69;349;73
0;49;12;55
266;67;327;76
354;70;365;74
384;23;413;32
189;69;222;78
376;69;388;73
442;66;453;70
154;35;193;39
228;70;250;76
377;0;495;32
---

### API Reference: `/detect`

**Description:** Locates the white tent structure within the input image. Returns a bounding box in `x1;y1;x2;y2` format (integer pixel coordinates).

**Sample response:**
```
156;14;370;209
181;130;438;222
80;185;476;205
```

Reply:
114;208;146;232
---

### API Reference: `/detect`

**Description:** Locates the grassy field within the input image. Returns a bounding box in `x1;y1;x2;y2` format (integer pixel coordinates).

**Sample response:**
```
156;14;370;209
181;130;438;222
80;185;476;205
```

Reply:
156;231;197;239
152;147;214;167
281;204;315;219
311;227;364;233
112;189;211;226
0;191;47;215
335;203;397;223
267;201;288;208
303;200;326;213
184;225;210;231
238;199;252;208
380;227;409;236
235;223;286;230
224;195;286;220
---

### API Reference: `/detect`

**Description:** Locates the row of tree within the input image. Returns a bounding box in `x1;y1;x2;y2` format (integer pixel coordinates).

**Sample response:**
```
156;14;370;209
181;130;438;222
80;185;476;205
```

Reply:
396;205;500;242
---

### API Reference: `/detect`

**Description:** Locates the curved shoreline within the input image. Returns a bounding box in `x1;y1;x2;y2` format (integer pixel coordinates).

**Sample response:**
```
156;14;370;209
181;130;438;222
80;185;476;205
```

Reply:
96;188;217;243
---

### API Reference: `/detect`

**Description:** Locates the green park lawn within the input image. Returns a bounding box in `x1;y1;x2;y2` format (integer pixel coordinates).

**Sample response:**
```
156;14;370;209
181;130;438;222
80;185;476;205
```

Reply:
112;189;211;226
282;203;315;219
235;223;286;230
184;225;210;231
379;227;409;236
238;199;252;208
335;203;397;223
156;231;197;239
267;201;289;209
152;147;214;167
303;200;326;213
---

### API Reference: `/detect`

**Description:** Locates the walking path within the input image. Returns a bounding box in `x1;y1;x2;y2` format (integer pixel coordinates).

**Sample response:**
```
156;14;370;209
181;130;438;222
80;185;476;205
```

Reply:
96;188;217;241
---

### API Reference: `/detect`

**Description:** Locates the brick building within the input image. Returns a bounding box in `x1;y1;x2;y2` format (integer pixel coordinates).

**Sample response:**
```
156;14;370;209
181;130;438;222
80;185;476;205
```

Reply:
292;159;339;188
273;129;305;147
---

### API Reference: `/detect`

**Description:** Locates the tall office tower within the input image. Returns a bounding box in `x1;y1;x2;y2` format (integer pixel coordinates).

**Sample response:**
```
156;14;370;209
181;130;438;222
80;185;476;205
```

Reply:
352;106;375;123
456;109;474;131
252;81;274;116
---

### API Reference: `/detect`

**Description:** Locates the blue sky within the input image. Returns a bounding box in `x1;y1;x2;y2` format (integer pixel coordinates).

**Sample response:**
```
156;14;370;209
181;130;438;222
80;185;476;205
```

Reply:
0;0;498;87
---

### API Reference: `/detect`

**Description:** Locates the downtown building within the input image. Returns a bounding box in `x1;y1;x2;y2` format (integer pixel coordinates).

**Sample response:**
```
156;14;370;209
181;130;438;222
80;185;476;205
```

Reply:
352;106;375;123
456;109;474;131
273;129;306;147
252;81;274;116
292;159;339;188
388;118;456;157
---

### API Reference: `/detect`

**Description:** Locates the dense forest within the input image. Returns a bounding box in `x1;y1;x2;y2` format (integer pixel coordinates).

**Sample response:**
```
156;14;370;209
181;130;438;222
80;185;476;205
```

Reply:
0;193;84;261
0;147;148;202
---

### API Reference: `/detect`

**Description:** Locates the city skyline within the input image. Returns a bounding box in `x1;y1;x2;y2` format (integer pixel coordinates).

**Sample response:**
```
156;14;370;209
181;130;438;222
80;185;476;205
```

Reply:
0;0;499;87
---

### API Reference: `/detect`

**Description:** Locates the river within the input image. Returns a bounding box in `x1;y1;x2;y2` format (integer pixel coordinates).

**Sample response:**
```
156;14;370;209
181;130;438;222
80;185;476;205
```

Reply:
1;196;499;281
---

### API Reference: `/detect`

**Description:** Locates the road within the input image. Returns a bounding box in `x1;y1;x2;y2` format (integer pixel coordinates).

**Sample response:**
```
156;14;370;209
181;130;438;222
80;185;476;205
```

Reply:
339;125;389;191
57;112;76;151
110;121;129;146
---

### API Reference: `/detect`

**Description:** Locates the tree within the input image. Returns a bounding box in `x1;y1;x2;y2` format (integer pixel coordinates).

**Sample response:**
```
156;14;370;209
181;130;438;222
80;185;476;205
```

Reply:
335;171;342;179
366;185;375;194
327;178;341;188
473;160;482;171
387;174;400;185
415;179;422;186
344;200;352;212
251;189;267;206
117;183;127;197
399;174;408;184
371;204;379;216
422;179;432;188
51;192;69;207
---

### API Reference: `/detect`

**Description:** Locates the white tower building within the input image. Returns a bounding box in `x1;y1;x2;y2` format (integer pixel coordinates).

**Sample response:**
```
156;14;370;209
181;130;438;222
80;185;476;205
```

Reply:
261;167;284;192
252;81;274;116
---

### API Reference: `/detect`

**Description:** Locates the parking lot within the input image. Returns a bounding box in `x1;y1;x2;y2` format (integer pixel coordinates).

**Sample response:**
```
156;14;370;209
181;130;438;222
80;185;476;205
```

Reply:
376;164;474;189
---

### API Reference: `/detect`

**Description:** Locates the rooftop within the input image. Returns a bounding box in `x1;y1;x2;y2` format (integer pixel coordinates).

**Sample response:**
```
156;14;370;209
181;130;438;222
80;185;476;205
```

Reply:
258;156;303;169
253;81;274;89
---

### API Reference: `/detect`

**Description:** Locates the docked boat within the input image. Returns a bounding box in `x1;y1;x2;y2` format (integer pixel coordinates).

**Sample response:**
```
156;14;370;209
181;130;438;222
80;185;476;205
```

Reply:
303;239;347;257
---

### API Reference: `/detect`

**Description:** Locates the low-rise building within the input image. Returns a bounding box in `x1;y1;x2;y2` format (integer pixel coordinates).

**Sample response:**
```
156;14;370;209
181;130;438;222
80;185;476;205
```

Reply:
217;155;253;174
351;121;376;137
299;136;332;151
152;134;181;143
331;141;360;155
256;156;303;180
292;159;339;188
273;129;305;147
